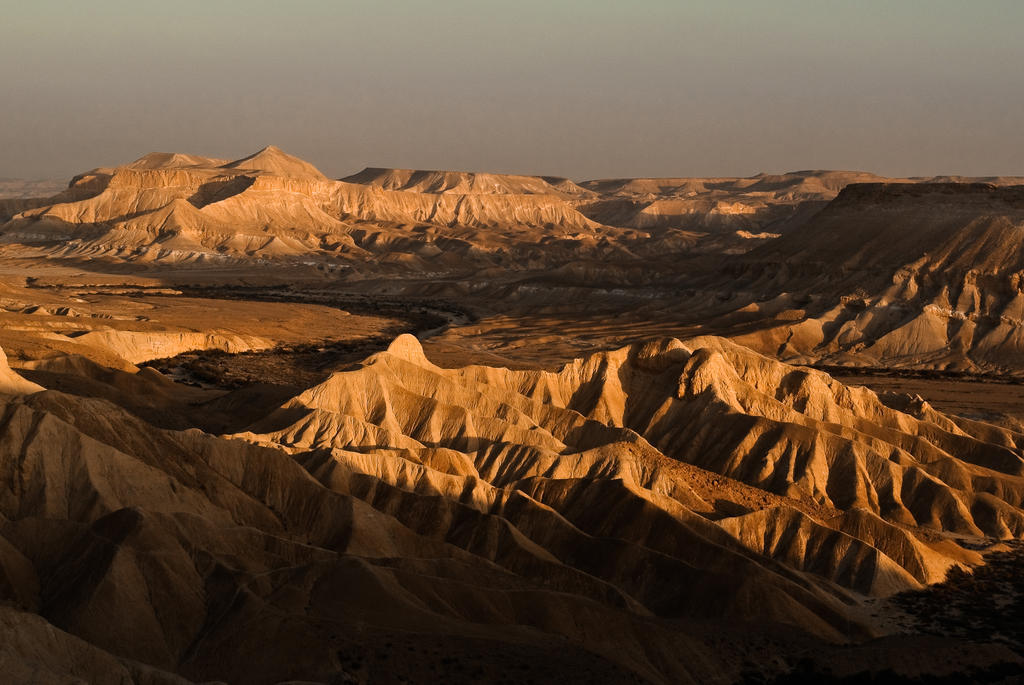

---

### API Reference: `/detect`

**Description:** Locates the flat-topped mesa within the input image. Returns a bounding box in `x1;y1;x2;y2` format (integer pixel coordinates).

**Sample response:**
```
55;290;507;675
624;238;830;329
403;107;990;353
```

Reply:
706;177;1024;372
578;174;1024;234
124;151;230;170
571;170;898;233
327;177;603;231
342;166;596;198
749;181;1024;276
750;170;891;192
832;181;1024;206
579;170;889;199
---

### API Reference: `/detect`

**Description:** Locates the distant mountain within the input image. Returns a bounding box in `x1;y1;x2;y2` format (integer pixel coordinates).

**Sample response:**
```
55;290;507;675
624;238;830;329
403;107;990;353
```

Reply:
6;149;1024;371
715;182;1024;371
221;144;327;180
342;166;596;197
0;146;603;264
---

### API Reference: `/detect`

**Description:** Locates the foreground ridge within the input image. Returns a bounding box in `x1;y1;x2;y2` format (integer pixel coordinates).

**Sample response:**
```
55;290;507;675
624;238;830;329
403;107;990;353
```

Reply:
1;333;1021;683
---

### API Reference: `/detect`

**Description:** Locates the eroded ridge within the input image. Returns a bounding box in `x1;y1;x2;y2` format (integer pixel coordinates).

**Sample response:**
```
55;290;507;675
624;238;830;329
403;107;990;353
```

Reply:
2;333;1020;683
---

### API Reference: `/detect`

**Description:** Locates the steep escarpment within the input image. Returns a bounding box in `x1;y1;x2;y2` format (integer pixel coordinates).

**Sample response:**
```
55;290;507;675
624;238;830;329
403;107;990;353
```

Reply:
716;183;1024;371
579;171;890;198
744;183;1024;285
326;178;601;232
574;170;891;234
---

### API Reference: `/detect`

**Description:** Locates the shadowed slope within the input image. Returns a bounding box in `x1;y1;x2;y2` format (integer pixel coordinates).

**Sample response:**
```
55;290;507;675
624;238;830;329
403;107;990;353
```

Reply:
2;333;1021;682
721;183;1024;371
247;334;1022;600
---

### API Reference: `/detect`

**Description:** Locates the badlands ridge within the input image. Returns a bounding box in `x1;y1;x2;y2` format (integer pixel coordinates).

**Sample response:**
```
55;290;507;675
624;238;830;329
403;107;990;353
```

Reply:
2;333;1023;683
4;147;1024;372
0;148;1023;682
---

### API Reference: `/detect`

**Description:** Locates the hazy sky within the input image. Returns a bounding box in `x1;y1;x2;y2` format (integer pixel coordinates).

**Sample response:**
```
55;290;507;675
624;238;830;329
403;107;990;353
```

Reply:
3;1;1022;180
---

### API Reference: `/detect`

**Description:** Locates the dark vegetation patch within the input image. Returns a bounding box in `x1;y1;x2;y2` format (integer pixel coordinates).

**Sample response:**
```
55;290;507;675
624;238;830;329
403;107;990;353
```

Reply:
745;661;1024;684
138;286;472;390
739;543;1024;684
142;335;402;389
889;542;1024;653
813;364;1024;385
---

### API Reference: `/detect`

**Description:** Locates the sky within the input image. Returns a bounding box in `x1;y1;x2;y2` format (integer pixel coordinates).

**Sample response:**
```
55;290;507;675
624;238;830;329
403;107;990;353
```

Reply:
2;0;1023;181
